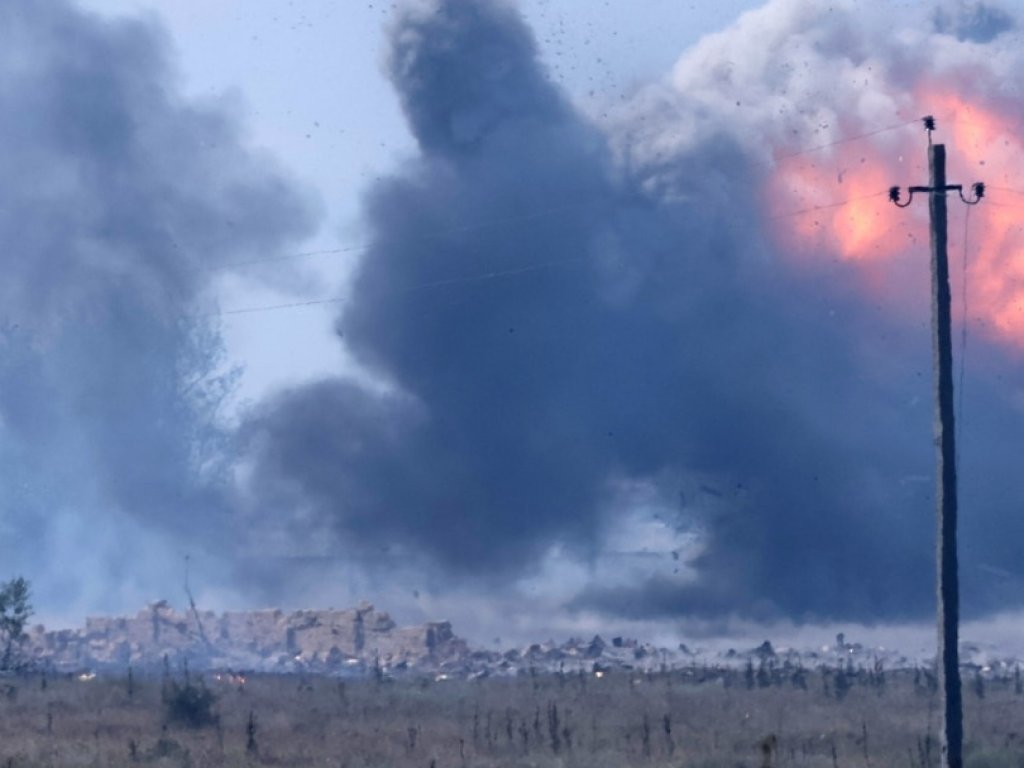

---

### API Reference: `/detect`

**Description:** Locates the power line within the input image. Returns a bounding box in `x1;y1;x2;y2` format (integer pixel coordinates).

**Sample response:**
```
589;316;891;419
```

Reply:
214;116;924;274
217;256;591;317
223;245;365;270
956;204;972;475
766;191;887;220
218;199;607;271
390;255;590;292
217;296;346;317
986;185;1024;198
227;190;886;280
206;112;930;318
215;191;890;318
775;118;924;160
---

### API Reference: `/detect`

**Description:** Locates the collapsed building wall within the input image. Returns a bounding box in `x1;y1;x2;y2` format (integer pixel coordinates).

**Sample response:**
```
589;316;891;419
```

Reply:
23;601;465;674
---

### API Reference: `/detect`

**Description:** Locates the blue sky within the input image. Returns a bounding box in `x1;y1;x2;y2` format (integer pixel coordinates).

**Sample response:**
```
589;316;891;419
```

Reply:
77;0;765;406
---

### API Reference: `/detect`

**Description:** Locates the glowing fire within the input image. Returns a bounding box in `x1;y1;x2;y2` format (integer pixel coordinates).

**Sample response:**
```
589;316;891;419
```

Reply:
769;90;1024;348
213;672;247;686
775;153;902;264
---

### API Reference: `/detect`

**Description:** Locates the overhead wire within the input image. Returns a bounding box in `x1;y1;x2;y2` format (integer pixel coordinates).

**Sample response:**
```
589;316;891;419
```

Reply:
217;199;608;271
774;118;924;159
216;296;346;317
956;203;972;475
210;114;925;317
215;189;893;318
214;115;923;274
216;255;592;317
766;190;888;220
987;185;1024;197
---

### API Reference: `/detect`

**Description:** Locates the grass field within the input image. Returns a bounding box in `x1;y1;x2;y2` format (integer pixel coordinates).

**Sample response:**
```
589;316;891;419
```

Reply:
0;664;1022;767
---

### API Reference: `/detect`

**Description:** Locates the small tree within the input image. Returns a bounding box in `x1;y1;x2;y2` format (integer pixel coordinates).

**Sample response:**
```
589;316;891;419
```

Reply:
164;678;219;728
0;577;32;670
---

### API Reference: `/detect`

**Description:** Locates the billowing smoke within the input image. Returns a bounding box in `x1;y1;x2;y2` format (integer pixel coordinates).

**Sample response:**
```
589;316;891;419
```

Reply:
10;0;1024;628
244;0;1024;623
0;0;317;615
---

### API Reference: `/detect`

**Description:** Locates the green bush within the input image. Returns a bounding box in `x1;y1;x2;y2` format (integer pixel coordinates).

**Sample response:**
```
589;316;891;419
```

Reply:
0;576;32;670
164;679;219;729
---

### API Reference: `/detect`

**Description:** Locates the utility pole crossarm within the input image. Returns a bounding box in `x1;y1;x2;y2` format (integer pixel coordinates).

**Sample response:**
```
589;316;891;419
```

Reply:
889;183;984;208
888;117;983;768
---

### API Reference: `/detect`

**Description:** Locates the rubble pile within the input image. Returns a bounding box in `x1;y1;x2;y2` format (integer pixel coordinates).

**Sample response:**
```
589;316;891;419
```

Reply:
21;603;1018;681
24;601;465;675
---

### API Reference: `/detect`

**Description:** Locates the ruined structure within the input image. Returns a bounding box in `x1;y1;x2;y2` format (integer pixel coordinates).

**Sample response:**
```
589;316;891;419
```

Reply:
22;605;1013;682
24;602;465;674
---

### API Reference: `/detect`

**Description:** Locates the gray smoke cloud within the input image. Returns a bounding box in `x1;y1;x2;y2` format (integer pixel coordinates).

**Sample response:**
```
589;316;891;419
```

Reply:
12;0;1024;628
244;0;1024;622
0;0;318;616
933;1;1014;42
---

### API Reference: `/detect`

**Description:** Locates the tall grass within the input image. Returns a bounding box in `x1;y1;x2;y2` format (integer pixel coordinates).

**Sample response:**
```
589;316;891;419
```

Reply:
0;664;1021;766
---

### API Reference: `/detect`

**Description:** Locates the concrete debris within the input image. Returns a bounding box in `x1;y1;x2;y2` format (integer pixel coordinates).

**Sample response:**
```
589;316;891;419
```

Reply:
20;602;1021;681
23;601;464;676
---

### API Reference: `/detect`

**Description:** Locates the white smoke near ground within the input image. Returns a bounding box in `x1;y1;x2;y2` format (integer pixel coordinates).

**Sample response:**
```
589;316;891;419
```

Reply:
0;0;319;620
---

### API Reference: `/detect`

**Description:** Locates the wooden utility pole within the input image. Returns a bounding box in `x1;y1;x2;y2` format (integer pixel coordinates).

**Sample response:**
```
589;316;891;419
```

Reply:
890;118;983;768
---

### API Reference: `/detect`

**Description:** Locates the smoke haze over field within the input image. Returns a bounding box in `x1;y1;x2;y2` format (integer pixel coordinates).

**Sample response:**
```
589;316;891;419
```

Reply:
7;0;1024;633
0;0;318;615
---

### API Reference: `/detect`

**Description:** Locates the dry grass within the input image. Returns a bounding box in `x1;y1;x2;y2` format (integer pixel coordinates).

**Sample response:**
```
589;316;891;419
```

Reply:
0;665;1021;767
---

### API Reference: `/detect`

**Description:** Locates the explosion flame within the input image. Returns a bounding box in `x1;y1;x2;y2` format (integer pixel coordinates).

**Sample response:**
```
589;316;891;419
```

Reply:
771;91;1024;349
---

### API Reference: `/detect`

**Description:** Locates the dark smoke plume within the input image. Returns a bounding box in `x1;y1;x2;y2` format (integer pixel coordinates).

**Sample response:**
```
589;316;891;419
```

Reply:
246;0;1024;622
0;0;317;614
19;0;1022;625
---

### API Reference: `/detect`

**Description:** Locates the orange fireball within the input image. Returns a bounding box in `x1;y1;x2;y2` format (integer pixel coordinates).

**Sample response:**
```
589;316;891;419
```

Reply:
767;90;1024;351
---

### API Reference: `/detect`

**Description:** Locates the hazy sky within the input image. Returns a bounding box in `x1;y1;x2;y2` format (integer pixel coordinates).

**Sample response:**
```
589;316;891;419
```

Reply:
76;0;764;406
